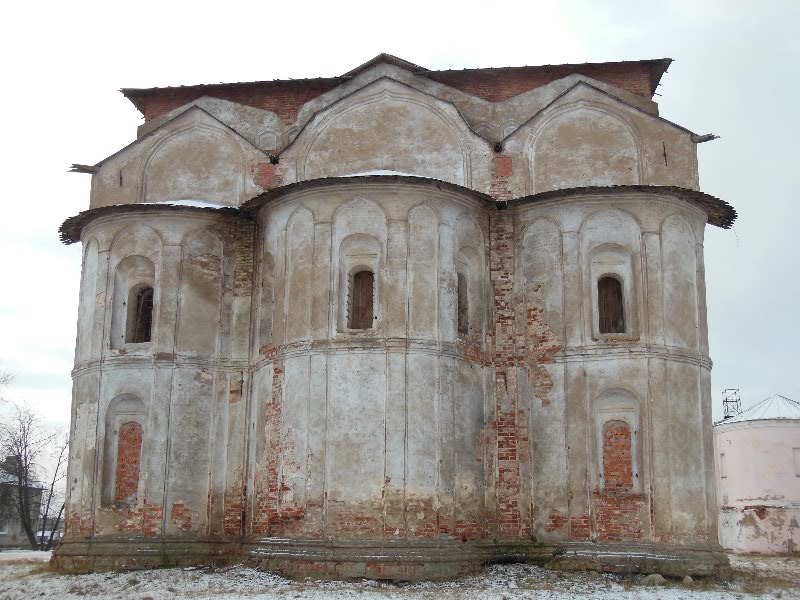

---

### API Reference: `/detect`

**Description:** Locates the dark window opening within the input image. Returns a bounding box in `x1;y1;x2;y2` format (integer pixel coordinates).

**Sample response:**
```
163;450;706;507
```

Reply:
457;272;469;335
598;276;625;334
349;270;374;329
127;285;154;343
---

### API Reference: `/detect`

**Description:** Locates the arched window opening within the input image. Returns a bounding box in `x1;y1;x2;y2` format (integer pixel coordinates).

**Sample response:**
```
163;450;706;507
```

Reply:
349;270;374;329
126;285;154;343
602;420;633;492
598;276;625;334
457;272;469;335
114;421;143;504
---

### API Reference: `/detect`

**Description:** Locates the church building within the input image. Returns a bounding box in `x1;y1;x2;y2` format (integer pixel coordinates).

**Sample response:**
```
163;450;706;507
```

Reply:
54;54;735;578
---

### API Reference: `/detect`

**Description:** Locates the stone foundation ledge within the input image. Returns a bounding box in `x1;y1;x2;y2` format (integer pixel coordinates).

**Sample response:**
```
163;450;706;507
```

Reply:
51;536;730;580
50;537;245;573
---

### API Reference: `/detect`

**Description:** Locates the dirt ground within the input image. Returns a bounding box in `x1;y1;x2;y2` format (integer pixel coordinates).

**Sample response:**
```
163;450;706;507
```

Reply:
0;551;797;599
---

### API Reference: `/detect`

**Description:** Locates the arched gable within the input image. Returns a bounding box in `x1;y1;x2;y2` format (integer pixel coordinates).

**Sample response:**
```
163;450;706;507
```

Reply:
142;122;246;206
290;79;476;186
525;100;644;194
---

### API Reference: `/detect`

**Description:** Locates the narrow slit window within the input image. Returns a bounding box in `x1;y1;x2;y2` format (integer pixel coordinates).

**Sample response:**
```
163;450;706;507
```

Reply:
598;276;625;334
127;285;154;343
457;272;469;335
349;270;374;329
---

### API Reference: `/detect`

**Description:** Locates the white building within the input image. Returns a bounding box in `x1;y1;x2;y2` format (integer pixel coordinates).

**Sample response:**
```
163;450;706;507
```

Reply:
715;395;800;554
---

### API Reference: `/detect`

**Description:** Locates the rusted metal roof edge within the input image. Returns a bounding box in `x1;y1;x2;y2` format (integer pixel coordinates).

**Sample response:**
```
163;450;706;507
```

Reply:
121;58;673;104
59;204;242;245
240;175;497;214
510;185;736;229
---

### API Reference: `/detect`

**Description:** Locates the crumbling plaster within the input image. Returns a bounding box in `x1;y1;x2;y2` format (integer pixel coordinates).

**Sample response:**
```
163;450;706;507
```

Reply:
56;56;731;578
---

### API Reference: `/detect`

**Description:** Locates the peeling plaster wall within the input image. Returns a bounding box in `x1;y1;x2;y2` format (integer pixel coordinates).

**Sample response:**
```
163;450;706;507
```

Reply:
251;184;491;539
88;66;699;210
715;420;800;554
59;60;727;575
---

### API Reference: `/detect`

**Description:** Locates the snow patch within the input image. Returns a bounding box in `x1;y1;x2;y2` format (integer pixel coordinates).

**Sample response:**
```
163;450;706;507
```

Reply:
342;170;424;178
139;199;231;209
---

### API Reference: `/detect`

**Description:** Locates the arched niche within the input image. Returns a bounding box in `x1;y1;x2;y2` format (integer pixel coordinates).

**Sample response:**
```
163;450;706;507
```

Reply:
142;124;245;206
337;233;381;332
101;394;146;506
661;215;699;350
408;205;438;338
285;206;314;342
521;218;564;337
259;251;275;350
110;255;156;349
109;224;162;269
453;214;487;338
593;388;641;494
528;103;642;193
456;246;484;337
76;238;99;362
176;228;224;356
580;209;642;341
295;82;471;186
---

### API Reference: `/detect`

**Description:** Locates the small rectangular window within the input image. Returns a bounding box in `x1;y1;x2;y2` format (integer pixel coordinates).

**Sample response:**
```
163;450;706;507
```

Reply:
349;270;374;329
457;273;469;335
598;276;625;334
793;448;800;477
719;452;727;479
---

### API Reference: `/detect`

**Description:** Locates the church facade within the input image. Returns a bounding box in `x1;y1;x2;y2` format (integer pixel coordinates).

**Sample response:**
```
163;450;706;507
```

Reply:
54;55;735;578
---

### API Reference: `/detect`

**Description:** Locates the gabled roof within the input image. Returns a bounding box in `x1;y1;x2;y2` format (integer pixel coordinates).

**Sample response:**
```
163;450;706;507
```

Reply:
341;53;428;78
121;54;673;124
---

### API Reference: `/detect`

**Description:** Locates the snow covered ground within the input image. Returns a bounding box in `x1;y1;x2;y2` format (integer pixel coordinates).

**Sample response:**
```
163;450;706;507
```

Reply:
0;551;797;599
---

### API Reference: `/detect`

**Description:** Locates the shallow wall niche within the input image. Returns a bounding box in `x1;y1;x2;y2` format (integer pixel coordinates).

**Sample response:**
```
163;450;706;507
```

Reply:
661;214;699;350
456;246;482;336
76;239;99;362
580;209;641;342
528;103;642;193
588;244;637;339
408;205;438;339
332;197;387;335
258;252;275;349
176;229;224;356
285;207;314;342
101;394;146;506
454;214;487;338
110;255;156;349
521;218;564;336
592;389;641;494
338;234;380;332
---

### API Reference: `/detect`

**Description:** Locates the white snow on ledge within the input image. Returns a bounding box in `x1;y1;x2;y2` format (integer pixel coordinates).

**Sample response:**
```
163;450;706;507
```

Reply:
341;170;424;178
139;199;231;209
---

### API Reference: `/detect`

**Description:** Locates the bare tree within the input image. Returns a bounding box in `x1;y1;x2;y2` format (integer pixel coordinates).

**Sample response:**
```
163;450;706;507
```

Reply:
37;433;68;550
0;401;66;550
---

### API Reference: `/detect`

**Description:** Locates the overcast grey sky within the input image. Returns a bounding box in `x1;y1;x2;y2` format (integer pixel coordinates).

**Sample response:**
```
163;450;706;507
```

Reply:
0;0;797;426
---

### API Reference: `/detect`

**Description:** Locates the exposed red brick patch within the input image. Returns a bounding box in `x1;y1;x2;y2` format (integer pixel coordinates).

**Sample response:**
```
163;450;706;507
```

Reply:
495;156;513;177
593;492;646;542
570;513;592;540
114;422;142;504
602;420;633;491
743;505;770;520
171;502;194;531
546;510;567;532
